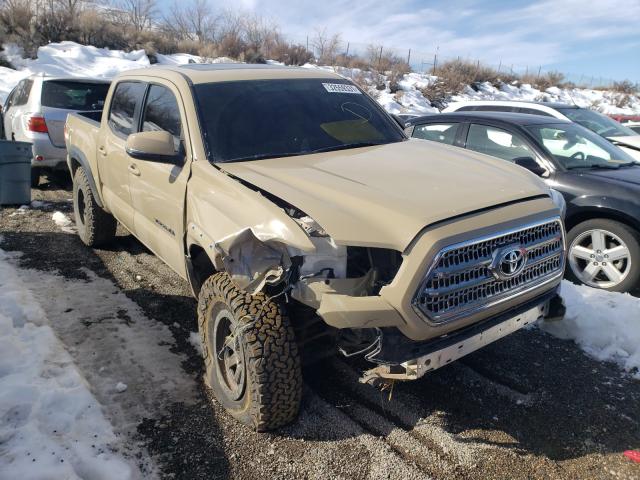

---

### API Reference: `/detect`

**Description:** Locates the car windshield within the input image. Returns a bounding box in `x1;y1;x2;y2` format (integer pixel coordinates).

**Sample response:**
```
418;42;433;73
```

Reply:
41;80;110;110
556;108;638;138
193;78;405;163
526;123;636;170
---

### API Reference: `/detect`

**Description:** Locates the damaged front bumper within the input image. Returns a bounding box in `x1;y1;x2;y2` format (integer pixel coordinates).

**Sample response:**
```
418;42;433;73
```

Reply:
359;288;565;384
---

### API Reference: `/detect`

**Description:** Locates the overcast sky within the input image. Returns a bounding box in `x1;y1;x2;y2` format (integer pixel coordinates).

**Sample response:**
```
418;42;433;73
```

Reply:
160;0;640;81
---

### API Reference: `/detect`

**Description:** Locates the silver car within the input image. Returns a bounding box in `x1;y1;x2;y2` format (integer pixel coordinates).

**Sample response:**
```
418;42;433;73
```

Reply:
2;74;110;186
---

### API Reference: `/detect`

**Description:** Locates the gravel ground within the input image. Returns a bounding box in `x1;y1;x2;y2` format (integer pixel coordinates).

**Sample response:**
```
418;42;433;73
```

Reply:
1;176;639;480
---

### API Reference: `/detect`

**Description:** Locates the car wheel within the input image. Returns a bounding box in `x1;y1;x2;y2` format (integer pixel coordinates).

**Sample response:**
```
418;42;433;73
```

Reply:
198;272;302;431
566;219;640;292
30;167;40;188
73;167;117;246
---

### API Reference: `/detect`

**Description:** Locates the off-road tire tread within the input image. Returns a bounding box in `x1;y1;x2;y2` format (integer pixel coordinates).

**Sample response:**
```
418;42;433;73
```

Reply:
30;167;40;188
198;272;302;431
73;167;116;247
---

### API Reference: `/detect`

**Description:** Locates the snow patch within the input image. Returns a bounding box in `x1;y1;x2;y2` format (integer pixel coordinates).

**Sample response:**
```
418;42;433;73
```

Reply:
542;281;640;379
52;211;75;233
0;249;136;479
188;332;203;357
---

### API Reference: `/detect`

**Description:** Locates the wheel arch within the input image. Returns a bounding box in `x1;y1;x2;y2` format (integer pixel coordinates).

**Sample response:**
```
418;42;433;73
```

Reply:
565;206;640;235
68;147;104;208
185;242;217;297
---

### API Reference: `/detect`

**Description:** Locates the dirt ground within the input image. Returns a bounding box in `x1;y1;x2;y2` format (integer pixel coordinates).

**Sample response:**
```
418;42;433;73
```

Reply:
1;175;639;480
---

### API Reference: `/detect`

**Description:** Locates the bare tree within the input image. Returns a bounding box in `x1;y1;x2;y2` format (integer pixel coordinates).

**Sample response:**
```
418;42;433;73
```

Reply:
116;0;156;32
164;0;217;43
311;27;341;65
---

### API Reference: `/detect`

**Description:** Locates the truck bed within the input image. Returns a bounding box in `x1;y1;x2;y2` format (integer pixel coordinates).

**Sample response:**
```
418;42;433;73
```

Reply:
65;111;103;200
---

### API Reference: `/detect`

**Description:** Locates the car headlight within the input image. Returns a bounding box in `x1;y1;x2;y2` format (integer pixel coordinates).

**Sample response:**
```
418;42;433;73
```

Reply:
294;215;328;237
549;188;566;219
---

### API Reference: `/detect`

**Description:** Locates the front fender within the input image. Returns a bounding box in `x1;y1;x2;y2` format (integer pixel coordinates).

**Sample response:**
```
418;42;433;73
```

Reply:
567;195;640;231
185;161;315;289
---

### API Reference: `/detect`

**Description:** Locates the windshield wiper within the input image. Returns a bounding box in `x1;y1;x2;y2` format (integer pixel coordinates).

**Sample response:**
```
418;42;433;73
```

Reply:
309;142;385;154
567;163;627;170
224;152;304;162
221;142;386;162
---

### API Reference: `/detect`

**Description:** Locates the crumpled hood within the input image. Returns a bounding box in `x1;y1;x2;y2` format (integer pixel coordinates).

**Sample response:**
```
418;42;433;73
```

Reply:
608;135;640;151
219;140;548;251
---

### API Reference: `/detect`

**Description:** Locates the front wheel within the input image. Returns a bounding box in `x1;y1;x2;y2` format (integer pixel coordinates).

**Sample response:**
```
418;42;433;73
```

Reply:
566;219;640;292
198;273;302;431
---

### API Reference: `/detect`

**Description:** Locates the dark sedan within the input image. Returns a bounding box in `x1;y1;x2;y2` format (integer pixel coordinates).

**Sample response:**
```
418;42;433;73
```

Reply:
406;111;640;292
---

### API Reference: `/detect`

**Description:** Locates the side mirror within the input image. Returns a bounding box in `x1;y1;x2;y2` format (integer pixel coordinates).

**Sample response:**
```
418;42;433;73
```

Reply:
125;131;180;163
514;156;548;177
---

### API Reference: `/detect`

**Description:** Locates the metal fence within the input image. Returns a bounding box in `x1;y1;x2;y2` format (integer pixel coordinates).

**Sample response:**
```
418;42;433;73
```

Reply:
293;36;627;89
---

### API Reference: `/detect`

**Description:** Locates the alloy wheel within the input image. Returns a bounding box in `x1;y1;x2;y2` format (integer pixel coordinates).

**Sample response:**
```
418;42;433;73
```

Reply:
568;228;631;289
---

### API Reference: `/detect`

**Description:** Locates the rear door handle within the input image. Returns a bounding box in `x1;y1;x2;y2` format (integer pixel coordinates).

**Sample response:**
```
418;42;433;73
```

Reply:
128;164;140;176
98;146;106;156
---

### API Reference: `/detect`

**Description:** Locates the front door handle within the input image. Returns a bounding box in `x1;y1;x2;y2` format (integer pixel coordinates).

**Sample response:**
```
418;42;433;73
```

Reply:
128;164;140;176
98;146;107;156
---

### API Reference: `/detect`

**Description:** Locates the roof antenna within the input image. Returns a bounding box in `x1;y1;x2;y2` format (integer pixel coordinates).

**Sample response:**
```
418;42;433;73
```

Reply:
565;89;578;107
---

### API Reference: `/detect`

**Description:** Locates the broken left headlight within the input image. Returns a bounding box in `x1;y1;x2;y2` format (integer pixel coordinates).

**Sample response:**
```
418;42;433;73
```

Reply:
293;215;328;237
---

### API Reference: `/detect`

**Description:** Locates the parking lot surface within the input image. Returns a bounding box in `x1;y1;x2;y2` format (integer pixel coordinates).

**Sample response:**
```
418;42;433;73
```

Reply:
1;178;638;480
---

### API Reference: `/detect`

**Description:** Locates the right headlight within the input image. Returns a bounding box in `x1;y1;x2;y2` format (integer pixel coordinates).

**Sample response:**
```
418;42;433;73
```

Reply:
549;188;566;220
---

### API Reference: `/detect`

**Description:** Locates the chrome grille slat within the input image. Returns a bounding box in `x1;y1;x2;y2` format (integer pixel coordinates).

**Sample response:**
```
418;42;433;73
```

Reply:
413;218;565;323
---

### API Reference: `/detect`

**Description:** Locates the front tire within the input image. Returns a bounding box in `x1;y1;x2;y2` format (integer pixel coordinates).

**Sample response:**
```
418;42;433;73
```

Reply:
198;273;302;431
73;167;116;246
566;218;640;292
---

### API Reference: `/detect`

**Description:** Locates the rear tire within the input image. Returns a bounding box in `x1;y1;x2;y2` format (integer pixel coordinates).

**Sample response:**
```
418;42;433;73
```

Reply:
30;167;40;188
73;167;116;247
198;272;302;431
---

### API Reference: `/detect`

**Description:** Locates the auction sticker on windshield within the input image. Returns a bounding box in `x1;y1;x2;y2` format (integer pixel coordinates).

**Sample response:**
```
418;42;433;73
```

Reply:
322;83;362;94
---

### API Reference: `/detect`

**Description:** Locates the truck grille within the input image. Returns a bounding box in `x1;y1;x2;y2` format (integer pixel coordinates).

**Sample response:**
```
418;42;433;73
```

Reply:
413;218;565;323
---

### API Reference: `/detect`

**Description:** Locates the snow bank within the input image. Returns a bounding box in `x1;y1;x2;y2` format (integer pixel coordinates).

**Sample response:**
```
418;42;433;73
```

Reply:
450;81;640;115
0;249;135;479
542;281;640;379
2;41;638;116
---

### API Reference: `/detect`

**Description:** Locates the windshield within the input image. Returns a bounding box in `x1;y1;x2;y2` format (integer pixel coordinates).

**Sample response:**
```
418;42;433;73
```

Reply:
526;123;636;170
41;80;110;111
556;108;638;138
193;79;405;163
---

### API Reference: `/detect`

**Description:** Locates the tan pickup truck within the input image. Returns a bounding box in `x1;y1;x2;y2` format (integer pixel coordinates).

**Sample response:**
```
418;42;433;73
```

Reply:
65;64;567;431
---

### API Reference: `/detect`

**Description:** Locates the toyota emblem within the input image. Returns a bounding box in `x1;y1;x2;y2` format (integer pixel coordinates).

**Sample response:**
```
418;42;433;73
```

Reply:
490;245;528;280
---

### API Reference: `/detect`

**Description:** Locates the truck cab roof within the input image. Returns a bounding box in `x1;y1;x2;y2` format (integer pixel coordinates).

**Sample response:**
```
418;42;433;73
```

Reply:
120;63;343;84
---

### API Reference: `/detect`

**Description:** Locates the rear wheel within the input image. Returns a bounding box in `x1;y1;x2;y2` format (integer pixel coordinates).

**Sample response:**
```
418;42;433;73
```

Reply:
566;219;640;292
30;167;40;188
73;167;116;246
198;272;302;431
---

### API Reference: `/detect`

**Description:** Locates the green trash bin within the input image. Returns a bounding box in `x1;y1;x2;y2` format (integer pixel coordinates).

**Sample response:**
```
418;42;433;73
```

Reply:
0;140;32;206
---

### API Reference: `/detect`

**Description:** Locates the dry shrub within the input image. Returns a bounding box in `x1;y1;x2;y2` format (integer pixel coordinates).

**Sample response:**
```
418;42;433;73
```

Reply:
612;80;638;94
272;43;313;66
536;71;565;90
615;94;631;108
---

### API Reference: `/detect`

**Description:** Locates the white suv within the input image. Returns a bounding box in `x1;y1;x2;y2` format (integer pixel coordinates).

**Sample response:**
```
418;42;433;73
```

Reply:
444;101;640;161
2;74;110;186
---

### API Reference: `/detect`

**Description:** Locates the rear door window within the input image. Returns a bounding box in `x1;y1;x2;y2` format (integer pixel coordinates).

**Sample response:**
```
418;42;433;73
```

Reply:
475;105;517;112
412;123;459;145
465;124;534;161
141;85;182;150
41;80;109;110
108;81;146;137
517;107;553;117
12;79;33;106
